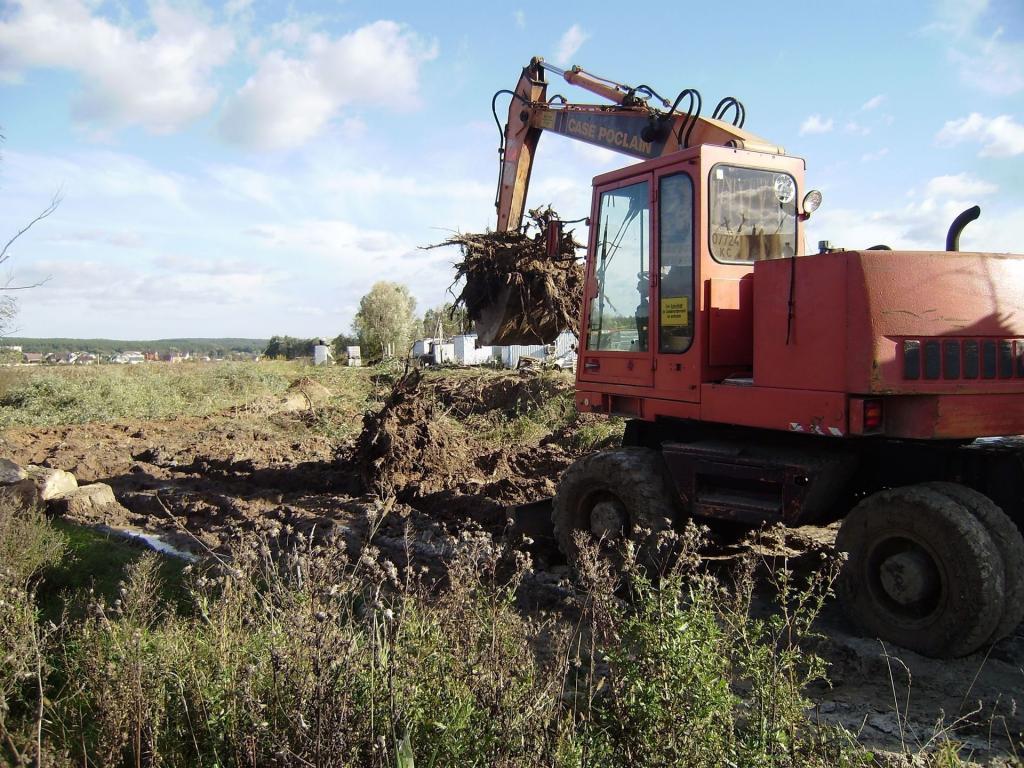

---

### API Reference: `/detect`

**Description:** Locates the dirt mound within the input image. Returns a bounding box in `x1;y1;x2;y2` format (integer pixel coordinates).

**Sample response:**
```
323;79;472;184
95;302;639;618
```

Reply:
355;370;575;500
430;370;573;418
433;208;583;346
355;371;479;498
280;377;332;412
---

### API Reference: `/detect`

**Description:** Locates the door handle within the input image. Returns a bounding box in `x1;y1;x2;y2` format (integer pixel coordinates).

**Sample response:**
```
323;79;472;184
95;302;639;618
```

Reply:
584;360;600;371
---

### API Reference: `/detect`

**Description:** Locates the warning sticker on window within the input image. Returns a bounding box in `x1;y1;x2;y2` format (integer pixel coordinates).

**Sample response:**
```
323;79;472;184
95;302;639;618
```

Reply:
661;297;689;326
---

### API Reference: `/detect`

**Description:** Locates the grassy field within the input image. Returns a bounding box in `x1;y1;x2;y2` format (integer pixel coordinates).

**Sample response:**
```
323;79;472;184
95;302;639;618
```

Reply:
0;362;998;766
0;360;376;428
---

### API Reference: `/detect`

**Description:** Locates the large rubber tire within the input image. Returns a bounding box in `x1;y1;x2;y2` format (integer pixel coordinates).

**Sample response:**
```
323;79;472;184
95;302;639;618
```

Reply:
552;447;677;573
836;485;1006;658
922;482;1024;642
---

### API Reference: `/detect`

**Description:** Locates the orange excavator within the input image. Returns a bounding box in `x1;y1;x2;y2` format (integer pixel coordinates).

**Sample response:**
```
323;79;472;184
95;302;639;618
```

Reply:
493;57;1024;658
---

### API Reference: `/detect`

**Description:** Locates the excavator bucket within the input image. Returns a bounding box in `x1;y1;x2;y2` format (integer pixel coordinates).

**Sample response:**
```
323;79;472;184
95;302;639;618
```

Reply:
430;210;584;347
474;283;566;346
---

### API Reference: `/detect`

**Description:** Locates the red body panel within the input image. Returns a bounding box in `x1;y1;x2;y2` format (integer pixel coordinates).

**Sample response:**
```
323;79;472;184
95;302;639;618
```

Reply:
753;251;1024;396
700;384;848;436
885;394;1024;439
708;277;753;368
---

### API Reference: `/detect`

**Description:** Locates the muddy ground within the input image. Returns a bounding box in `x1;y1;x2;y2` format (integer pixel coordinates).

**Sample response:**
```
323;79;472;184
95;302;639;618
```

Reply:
2;369;1021;765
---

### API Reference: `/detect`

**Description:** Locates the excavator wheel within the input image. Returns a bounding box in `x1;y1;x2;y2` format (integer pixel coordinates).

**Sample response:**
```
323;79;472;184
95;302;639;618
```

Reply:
836;485;1006;658
552;447;677;574
921;482;1024;642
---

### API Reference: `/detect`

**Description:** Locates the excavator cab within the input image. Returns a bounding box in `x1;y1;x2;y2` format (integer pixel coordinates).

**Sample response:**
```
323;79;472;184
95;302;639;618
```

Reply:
575;143;808;405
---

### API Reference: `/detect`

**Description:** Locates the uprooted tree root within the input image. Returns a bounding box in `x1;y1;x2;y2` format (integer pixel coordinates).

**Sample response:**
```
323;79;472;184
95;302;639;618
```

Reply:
429;208;584;345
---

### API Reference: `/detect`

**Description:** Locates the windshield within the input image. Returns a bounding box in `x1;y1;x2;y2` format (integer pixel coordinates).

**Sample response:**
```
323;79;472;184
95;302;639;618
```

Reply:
709;165;797;263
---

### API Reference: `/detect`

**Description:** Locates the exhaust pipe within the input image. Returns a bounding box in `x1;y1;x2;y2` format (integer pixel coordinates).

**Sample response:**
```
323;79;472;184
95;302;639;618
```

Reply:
946;205;981;252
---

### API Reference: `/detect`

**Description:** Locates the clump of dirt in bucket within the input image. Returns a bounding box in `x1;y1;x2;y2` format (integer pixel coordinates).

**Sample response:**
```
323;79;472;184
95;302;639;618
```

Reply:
429;207;584;346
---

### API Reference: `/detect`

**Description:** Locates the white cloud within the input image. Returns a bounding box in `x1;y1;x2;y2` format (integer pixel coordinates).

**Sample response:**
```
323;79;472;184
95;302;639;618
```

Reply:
924;173;997;198
949;33;1024;96
219;20;438;150
0;132;504;337
927;1;1024;95
554;24;589;65
267;14;325;48
15;258;286;311
799;114;834;135
3;149;188;208
927;0;989;33
807;170;1020;253
246;219;411;258
0;0;234;133
861;94;885;111
154;254;268;276
514;10;526;29
219;53;335;149
844;121;871;136
207;165;281;207
936;113;1024;157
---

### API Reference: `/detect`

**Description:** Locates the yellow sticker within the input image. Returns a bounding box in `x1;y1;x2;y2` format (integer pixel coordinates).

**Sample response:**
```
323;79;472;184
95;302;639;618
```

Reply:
661;296;689;327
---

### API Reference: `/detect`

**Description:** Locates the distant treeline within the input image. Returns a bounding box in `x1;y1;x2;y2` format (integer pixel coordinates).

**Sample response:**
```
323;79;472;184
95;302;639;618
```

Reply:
4;338;268;356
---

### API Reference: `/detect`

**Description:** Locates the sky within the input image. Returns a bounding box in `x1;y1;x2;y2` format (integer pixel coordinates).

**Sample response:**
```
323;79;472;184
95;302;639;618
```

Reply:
0;0;1022;340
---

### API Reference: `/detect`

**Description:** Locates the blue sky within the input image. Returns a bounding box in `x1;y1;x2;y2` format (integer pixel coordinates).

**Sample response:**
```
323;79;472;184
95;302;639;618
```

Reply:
1;0;1022;339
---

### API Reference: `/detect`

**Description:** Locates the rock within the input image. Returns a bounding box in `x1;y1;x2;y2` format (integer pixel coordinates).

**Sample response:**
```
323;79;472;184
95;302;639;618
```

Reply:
0;458;27;485
0;478;42;508
865;711;904;737
48;483;123;524
24;465;78;500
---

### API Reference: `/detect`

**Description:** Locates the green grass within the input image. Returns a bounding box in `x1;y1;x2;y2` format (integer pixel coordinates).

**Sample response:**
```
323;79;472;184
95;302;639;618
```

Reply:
0;361;382;428
36;520;188;623
0;361;598;454
295;365;382;440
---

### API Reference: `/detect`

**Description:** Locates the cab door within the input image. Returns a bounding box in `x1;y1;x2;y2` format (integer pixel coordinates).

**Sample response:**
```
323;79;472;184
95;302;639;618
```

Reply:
652;169;700;400
578;175;655;387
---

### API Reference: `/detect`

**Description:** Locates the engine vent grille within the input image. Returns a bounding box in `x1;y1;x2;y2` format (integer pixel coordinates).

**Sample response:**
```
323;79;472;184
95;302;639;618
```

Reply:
903;338;1024;381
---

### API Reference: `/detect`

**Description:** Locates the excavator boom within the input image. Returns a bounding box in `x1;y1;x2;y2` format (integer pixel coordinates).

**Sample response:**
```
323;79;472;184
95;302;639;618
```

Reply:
495;57;784;232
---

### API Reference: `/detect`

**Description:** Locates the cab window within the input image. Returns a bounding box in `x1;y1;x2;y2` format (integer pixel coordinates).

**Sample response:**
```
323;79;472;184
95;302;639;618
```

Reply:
710;165;797;263
587;181;650;352
658;174;694;353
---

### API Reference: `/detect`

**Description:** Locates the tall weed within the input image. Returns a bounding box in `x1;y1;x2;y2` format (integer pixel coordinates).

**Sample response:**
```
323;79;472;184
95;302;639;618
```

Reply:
0;507;880;767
